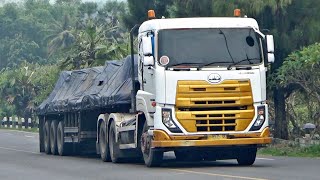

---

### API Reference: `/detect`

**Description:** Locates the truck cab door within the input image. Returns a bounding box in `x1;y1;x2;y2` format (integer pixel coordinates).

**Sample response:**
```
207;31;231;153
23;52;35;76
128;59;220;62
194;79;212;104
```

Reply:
138;34;155;94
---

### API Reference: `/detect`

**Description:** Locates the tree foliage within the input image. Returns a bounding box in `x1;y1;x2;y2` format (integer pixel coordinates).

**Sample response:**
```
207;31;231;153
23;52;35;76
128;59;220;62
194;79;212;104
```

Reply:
276;43;320;135
0;62;59;119
0;0;131;118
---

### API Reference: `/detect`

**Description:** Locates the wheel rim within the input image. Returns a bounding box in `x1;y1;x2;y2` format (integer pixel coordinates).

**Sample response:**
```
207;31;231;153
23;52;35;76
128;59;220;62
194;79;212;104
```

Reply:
140;132;151;157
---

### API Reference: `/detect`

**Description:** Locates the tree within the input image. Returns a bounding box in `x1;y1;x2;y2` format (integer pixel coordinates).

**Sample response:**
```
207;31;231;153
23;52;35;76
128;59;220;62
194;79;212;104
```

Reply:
0;62;59;119
276;43;320;135
60;19;128;69
0;34;42;69
123;0;173;29
45;14;75;56
168;0;212;17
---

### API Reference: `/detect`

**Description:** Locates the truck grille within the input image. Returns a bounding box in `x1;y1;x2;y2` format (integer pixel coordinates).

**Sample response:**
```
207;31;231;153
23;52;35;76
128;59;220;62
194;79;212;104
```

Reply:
175;80;254;132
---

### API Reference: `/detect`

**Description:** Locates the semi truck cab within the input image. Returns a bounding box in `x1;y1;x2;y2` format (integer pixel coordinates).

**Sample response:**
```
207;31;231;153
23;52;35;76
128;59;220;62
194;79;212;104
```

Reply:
135;10;274;166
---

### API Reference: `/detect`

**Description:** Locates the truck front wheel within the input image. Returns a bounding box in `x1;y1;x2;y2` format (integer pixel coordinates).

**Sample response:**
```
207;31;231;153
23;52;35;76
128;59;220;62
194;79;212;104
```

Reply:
236;147;257;166
140;122;163;167
44;120;51;154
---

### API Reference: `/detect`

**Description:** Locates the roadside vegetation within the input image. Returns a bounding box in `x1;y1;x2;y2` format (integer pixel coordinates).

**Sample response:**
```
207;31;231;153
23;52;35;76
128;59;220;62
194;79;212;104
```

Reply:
259;144;320;157
0;0;320;141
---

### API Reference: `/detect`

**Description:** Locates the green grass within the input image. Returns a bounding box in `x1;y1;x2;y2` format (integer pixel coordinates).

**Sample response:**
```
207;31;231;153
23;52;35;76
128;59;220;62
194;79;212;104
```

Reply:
258;144;320;157
0;127;38;133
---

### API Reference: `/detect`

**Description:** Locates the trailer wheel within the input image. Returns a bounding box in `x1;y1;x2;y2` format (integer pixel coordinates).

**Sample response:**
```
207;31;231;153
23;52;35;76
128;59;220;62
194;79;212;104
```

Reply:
237;147;257;166
140;122;163;167
99;121;111;162
44;120;51;154
57;121;71;156
50;120;58;155
109;121;121;163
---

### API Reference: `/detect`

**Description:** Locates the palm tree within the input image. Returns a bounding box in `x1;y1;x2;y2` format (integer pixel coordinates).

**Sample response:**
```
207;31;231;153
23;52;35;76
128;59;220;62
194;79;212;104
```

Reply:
44;14;75;56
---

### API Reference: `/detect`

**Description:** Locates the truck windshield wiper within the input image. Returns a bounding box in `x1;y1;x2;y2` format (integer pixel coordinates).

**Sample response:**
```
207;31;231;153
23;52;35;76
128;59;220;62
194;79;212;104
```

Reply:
227;58;260;70
198;61;232;69
219;29;235;64
169;62;202;67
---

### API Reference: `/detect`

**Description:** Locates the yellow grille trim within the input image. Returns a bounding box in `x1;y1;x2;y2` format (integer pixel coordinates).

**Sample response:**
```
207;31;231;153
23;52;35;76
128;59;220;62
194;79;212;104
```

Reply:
175;80;254;132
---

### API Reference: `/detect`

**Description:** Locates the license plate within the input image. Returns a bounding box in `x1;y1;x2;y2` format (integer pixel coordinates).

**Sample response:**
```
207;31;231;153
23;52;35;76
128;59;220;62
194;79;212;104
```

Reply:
207;135;227;140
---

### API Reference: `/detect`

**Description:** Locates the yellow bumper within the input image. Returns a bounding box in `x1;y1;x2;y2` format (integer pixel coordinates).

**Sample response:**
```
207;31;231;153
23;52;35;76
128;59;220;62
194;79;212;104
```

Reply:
151;127;272;148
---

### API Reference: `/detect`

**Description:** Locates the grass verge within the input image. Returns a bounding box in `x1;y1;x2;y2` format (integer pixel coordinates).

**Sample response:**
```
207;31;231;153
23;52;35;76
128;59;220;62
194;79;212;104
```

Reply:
0;127;38;133
258;144;320;157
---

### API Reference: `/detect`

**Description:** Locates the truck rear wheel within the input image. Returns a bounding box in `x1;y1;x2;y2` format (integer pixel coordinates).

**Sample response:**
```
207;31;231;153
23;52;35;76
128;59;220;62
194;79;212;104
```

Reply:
57;121;71;156
44;120;51;154
99;121;111;162
50;120;58;155
237;147;257;166
141;122;163;167
109;121;121;163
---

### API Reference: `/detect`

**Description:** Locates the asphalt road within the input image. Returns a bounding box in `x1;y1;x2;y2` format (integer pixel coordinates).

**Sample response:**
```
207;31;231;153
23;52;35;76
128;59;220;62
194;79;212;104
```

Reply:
0;129;319;180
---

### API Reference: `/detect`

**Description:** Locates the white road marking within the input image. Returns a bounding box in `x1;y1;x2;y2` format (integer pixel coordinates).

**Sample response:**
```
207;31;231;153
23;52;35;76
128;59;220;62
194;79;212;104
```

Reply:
170;169;269;180
25;135;35;138
0;146;40;155
257;157;275;161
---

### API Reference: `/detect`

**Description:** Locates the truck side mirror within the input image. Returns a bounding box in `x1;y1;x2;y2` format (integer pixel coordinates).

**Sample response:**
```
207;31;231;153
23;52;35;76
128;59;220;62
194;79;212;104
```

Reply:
266;35;275;63
142;36;153;56
143;56;154;66
267;53;275;64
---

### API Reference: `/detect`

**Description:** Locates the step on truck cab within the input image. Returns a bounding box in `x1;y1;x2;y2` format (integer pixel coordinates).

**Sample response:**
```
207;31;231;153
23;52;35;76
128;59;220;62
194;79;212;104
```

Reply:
38;9;274;167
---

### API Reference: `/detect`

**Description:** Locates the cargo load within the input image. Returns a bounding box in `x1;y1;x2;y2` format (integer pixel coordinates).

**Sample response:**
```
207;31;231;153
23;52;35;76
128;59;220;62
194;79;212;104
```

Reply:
37;55;137;115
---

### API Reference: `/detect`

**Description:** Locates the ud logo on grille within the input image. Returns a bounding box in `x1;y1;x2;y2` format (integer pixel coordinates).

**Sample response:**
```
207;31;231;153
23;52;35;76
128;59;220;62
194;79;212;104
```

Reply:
208;73;221;83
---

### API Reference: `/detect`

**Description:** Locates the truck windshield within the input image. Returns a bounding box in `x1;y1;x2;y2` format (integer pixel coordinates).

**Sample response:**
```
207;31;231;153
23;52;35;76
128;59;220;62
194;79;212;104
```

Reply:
158;28;262;67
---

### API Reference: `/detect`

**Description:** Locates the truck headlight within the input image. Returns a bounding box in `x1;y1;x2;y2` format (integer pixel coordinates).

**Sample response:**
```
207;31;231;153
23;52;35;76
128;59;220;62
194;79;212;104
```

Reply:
250;106;266;131
162;108;182;133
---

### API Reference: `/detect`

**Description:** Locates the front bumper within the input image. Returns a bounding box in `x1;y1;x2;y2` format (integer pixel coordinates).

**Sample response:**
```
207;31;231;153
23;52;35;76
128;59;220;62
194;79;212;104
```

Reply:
151;127;272;148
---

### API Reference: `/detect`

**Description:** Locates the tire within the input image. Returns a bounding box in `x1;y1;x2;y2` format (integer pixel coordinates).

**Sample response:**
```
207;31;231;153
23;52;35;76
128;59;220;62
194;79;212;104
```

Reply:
50;120;58;155
237;147;257;166
99;121;111;162
109;121;121;163
57;121;71;156
141;122;163;167
44;120;51;154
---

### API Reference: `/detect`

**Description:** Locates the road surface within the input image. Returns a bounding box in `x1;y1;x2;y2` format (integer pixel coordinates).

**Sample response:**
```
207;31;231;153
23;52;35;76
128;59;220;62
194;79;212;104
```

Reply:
0;129;319;180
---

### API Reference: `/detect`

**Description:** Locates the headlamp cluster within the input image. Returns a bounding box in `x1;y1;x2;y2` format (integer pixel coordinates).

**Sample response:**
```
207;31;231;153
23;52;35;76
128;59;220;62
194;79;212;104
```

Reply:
250;106;266;131
162;108;182;133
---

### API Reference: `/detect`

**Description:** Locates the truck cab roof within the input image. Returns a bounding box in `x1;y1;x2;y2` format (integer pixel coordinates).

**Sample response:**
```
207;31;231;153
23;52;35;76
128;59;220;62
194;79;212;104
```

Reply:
139;17;259;33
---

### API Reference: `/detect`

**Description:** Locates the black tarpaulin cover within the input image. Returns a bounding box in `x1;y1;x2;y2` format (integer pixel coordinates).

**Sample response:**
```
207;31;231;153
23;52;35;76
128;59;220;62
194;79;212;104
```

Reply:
37;55;138;115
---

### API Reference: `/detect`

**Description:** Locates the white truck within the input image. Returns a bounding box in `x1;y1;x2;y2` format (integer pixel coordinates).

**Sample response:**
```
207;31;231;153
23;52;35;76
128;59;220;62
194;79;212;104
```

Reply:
38;10;274;167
